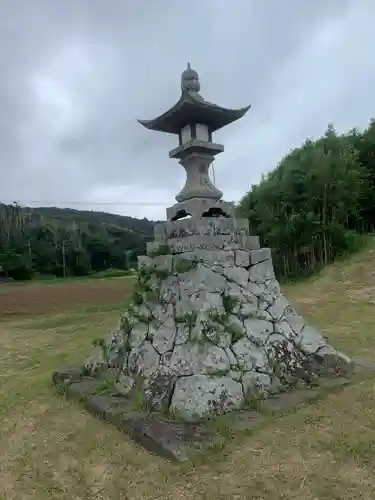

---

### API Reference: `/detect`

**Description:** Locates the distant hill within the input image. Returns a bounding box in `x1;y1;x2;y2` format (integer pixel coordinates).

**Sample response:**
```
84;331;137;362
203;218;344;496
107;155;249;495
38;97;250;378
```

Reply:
27;205;157;239
0;203;160;279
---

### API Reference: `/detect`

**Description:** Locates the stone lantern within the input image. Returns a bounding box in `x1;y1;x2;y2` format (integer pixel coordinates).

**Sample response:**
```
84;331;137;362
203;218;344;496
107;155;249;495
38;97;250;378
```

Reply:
138;63;251;222
66;63;353;434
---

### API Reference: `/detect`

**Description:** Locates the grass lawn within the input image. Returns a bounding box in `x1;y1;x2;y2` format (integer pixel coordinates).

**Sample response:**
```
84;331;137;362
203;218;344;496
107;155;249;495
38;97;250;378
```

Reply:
1;249;375;499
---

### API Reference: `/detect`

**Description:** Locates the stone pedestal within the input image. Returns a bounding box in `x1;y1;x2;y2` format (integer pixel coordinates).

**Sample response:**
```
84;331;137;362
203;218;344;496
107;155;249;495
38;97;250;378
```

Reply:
84;215;352;423
173;151;223;202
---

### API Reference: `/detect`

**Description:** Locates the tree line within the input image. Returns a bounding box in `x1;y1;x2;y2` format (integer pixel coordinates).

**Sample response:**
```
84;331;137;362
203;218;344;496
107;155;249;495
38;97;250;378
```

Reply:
237;120;375;279
0;205;154;280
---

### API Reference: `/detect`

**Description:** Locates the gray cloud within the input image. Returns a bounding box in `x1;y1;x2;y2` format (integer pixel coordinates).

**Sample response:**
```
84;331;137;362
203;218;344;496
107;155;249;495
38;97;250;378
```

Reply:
1;0;375;219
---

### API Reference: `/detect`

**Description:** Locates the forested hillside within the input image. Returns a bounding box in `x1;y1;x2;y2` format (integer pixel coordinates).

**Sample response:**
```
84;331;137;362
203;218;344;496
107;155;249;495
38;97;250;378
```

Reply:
0;205;155;279
238;120;375;279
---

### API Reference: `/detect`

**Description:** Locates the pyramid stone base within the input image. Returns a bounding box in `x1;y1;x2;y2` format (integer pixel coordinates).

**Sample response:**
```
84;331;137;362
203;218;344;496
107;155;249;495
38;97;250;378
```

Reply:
82;216;353;422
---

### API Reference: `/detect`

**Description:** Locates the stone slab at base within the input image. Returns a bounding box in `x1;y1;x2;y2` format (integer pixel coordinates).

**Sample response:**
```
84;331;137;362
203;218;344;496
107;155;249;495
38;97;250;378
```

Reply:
261;379;348;413
52;366;365;462
55;370;216;462
353;358;375;373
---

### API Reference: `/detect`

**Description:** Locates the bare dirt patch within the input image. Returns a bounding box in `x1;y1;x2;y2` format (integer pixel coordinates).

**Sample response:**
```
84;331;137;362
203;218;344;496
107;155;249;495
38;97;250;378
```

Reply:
0;278;134;316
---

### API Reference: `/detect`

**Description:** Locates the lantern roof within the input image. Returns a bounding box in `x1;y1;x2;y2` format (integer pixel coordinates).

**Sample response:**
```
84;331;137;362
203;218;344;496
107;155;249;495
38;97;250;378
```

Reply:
137;63;251;135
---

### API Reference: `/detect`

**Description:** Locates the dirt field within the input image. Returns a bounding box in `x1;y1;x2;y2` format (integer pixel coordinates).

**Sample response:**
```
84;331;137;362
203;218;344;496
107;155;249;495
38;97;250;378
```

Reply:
1;254;375;499
0;277;134;316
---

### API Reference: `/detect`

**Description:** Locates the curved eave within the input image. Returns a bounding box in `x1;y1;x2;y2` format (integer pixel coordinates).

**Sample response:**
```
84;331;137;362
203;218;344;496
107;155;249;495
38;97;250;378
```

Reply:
137;92;251;134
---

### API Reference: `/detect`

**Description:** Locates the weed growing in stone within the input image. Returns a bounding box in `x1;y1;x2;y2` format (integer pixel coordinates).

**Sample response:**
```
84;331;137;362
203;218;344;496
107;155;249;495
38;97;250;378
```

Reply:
175;310;198;329
92;337;109;368
228;324;245;343
136;269;147;282
222;294;239;314
133;290;144;305
206;307;246;344
120;312;134;334
55;383;68;397
109;341;130;372
208;369;230;377
129;375;152;412
208;310;228;326
148;244;171;257
243;392;269;415
134;310;151;324
207;416;231;438
137;265;153;285
153;268;171;280
143;285;159;303
96;379;114;395
174;257;199;274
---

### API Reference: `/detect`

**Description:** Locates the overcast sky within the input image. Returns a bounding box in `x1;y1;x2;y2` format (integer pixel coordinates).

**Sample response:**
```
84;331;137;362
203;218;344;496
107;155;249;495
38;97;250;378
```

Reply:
1;0;375;221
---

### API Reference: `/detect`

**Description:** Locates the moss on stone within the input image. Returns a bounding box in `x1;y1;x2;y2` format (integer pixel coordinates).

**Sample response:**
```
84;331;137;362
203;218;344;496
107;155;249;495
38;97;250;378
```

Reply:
95;379;115;395
137;266;153;284
174;257;199;274
153;268;171;280
148;244;171;257
208;369;230;377
133;290;144;305
228;325;245;344
144;289;159;303
208;310;228;326
175;310;198;329
222;294;239;315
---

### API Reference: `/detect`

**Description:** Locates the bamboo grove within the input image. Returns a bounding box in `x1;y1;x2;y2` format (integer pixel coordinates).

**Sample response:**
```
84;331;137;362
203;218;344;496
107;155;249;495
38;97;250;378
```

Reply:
237;120;375;279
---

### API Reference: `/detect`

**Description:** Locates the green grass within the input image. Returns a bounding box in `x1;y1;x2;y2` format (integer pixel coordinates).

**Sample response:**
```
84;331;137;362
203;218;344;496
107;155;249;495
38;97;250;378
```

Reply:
1;248;375;499
3;268;136;286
